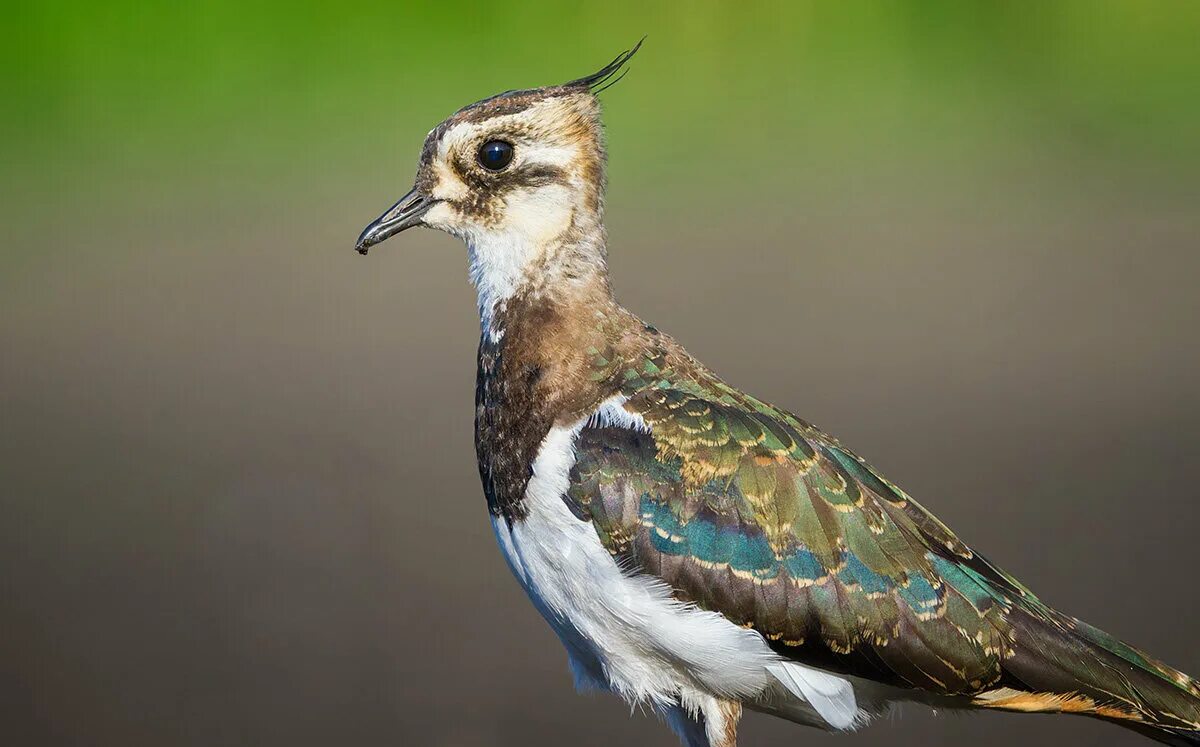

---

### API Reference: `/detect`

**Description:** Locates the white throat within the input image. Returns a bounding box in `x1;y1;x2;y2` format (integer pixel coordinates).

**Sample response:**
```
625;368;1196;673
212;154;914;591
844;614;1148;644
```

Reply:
462;186;607;342
463;181;583;341
466;231;537;341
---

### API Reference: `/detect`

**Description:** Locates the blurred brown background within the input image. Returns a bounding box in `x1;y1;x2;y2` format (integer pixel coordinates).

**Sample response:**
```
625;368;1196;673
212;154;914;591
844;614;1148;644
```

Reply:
3;2;1199;745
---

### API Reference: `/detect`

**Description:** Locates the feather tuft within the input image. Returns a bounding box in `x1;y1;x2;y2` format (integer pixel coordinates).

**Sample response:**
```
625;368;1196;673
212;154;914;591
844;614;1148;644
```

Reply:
563;37;646;92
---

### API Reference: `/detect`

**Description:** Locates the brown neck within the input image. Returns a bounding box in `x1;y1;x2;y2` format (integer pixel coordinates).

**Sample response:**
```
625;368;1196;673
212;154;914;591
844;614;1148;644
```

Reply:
474;273;633;521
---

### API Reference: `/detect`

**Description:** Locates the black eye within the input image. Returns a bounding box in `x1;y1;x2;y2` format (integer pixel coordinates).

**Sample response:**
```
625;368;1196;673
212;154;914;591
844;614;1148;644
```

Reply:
478;140;514;171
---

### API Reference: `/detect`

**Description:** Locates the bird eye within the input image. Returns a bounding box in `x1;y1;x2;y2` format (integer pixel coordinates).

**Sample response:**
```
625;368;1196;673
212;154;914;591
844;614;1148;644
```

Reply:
478;140;514;172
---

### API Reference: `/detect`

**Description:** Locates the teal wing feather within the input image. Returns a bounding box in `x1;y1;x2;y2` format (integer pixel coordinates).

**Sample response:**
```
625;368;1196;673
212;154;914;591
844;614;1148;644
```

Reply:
567;345;1200;737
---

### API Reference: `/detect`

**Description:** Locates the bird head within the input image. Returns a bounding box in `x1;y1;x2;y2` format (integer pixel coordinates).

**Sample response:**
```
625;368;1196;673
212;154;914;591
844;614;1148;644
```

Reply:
355;42;641;322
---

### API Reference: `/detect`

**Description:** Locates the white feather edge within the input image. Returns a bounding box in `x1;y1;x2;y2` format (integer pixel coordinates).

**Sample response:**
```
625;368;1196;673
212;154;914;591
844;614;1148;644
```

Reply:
765;662;861;730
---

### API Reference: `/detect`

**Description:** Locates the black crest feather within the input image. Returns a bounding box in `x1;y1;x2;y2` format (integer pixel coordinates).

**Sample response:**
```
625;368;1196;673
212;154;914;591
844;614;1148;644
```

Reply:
563;37;645;93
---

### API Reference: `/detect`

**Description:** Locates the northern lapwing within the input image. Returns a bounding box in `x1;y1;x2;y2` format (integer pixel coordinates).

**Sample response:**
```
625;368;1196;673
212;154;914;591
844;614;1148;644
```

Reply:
355;43;1200;746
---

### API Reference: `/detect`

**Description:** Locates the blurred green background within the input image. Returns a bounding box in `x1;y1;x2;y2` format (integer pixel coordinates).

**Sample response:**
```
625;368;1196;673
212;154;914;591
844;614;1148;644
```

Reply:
3;2;1199;746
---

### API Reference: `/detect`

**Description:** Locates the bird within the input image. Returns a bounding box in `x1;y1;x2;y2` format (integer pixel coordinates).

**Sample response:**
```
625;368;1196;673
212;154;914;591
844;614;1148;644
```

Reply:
354;42;1200;746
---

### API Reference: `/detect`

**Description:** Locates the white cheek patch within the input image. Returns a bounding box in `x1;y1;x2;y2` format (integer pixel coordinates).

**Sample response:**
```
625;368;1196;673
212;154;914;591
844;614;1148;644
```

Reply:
501;184;574;242
429;161;469;202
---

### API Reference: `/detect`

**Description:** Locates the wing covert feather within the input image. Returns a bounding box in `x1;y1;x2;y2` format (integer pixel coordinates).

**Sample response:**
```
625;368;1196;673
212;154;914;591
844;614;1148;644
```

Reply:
563;347;1200;728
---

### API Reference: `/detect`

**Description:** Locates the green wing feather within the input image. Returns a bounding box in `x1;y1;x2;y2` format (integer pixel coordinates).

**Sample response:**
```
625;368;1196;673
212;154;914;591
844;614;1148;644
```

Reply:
568;344;1200;737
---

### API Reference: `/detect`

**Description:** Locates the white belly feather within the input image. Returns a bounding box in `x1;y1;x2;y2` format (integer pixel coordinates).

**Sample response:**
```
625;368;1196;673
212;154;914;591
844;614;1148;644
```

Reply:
489;397;868;731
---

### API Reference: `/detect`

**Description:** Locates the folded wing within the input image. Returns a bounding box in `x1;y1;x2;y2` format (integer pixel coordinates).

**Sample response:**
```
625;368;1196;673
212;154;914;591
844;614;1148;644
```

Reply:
566;351;1200;739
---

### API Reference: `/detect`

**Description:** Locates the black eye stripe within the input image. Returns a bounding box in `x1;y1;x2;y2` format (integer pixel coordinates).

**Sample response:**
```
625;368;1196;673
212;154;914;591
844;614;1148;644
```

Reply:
478;140;514;171
446;162;569;221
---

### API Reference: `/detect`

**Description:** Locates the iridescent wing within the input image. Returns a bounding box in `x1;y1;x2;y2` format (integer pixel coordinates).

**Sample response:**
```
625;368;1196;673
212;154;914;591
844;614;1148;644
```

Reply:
567;348;1200;732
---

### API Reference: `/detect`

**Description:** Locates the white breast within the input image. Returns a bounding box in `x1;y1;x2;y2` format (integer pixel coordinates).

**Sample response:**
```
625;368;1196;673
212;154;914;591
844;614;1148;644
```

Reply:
489;397;868;730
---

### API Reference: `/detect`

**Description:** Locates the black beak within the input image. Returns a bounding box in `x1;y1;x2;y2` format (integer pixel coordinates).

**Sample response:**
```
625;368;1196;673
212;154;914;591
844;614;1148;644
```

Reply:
355;188;433;255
